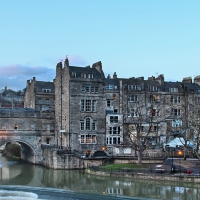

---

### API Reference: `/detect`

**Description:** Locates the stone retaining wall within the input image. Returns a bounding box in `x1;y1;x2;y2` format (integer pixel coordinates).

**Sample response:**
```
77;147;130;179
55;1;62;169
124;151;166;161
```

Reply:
86;168;200;183
42;149;84;169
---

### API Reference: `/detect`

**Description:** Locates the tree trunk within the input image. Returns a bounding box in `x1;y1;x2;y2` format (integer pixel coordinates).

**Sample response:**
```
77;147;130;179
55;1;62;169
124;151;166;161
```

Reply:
137;150;142;165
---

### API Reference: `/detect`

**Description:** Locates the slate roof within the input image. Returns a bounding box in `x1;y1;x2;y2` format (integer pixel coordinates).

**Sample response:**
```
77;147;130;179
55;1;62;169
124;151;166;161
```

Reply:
105;78;119;86
34;81;55;92
144;80;162;91
164;82;184;92
69;66;102;79
182;83;200;94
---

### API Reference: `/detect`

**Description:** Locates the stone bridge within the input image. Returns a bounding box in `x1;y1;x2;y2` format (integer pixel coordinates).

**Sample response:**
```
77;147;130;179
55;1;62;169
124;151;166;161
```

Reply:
0;130;43;164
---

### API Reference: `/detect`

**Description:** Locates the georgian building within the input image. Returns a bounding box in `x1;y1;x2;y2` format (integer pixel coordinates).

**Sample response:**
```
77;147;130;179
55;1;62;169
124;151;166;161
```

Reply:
24;77;55;111
21;58;200;156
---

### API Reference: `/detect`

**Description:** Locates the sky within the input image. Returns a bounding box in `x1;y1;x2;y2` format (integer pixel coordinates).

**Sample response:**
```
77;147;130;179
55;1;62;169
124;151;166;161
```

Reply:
0;0;200;90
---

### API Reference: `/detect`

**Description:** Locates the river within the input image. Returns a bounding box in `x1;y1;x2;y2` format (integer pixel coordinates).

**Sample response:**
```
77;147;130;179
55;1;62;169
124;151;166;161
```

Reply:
0;154;199;200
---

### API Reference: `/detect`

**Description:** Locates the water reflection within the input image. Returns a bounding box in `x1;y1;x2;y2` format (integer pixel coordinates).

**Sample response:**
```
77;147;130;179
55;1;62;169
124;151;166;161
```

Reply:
0;154;200;199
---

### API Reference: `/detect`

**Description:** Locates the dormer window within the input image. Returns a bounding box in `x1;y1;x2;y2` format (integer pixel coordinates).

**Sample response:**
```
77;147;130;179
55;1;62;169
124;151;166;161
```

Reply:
128;85;136;90
84;74;93;78
150;86;157;91
137;85;141;91
72;72;77;77
43;89;51;93
106;85;114;90
169;88;178;92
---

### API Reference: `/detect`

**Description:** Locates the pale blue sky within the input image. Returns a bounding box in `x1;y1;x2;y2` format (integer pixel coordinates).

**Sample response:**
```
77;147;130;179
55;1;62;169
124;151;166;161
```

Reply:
0;0;200;90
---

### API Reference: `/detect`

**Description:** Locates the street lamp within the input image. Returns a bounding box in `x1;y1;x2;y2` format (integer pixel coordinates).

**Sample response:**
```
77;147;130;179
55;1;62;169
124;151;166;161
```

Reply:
171;148;175;173
177;150;183;173
102;146;106;151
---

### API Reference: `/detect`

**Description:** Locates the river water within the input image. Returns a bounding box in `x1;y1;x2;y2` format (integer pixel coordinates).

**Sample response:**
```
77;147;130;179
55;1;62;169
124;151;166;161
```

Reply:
0;154;199;200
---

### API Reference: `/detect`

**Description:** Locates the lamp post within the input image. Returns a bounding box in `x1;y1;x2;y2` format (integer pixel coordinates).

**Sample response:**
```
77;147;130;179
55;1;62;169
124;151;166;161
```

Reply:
178;150;183;174
171;148;175;173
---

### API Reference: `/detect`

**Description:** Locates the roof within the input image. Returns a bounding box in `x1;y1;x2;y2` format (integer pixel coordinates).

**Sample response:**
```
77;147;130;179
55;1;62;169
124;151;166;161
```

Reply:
105;78;118;86
69;66;102;79
34;81;55;92
182;83;200;94
164;82;184;92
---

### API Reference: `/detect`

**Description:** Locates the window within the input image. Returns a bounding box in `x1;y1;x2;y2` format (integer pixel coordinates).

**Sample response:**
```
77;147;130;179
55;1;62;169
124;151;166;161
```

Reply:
128;85;132;90
72;72;76;77
46;138;50;144
114;109;118;113
150;125;157;131
128;108;138;117
107;100;111;107
86;118;91;130
171;96;181;103
47;124;50;131
43;89;51;92
128;85;136;90
82;85;98;93
171;108;181;116
80;135;96;144
80;117;96;131
128;95;138;102
84;74;93;78
86;84;90;93
137;85;141;91
91;86;98;93
109;127;120;134
14;113;18;116
169;88;178;92
110;116;118;123
172;119;182;127
31;124;35;129
149;109;159;117
107;136;121;145
112;94;116;100
106;85;114;90
150;86;157;91
38;98;42;104
80;100;97;112
80;121;84;130
81;85;85;92
46;99;50;105
149;95;160;103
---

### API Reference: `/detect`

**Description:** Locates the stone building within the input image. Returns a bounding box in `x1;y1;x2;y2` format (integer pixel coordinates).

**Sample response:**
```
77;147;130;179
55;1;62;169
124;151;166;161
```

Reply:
0;86;24;108
24;77;55;111
54;59;106;156
20;58;200;157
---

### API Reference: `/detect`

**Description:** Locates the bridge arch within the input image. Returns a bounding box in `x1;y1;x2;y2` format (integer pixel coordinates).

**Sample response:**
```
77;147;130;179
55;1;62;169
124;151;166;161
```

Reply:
4;140;36;164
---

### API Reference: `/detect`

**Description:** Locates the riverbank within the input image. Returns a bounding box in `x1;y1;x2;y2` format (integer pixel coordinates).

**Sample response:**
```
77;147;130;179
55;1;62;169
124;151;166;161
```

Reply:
86;168;200;183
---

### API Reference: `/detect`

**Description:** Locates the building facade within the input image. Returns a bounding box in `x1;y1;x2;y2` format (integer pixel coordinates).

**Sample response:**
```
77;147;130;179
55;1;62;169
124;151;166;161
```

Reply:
18;58;200;157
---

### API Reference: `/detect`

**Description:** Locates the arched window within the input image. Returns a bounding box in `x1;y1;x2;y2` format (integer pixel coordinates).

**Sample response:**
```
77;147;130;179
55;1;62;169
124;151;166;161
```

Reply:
86;118;91;130
80;117;96;131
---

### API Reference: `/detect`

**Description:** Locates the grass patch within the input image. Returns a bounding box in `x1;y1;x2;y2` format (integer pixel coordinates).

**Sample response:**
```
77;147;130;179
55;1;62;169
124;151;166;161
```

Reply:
99;163;150;171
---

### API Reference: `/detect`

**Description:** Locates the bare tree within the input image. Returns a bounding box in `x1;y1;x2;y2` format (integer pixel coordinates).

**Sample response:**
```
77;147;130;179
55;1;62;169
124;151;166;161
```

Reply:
122;91;164;165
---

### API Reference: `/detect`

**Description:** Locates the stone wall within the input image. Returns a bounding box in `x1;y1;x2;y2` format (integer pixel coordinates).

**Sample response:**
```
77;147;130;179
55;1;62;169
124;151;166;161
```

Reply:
42;149;84;169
